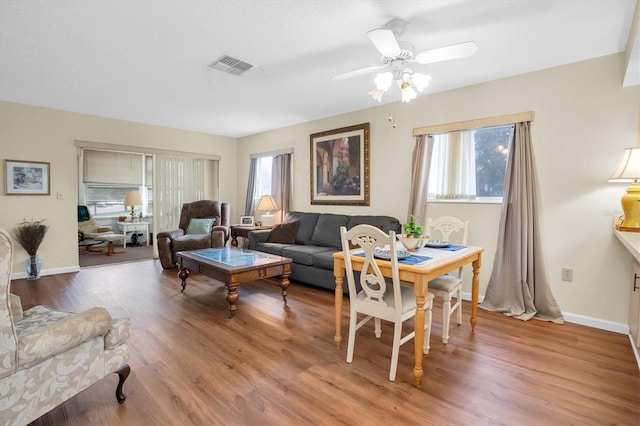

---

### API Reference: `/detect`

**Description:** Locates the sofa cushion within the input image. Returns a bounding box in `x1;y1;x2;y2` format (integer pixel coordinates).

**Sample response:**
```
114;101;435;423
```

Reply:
285;212;320;245
253;242;288;256
186;218;215;235
267;221;298;244
348;215;400;233
282;245;336;266
172;234;212;252
310;214;349;248
313;249;340;270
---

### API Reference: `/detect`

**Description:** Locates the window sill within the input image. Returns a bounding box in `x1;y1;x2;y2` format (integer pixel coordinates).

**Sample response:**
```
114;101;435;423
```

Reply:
427;198;503;205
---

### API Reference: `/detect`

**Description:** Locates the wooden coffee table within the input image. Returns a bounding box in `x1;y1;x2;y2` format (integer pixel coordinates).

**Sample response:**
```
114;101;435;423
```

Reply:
176;247;292;317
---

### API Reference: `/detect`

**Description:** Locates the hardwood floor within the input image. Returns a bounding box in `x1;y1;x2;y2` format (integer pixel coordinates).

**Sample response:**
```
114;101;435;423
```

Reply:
11;259;639;425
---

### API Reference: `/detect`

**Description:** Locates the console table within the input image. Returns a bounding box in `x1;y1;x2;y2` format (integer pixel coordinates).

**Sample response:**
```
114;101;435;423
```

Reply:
117;221;149;248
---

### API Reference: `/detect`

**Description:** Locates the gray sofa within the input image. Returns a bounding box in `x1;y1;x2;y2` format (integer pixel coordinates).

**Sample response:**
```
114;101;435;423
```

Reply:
248;211;401;292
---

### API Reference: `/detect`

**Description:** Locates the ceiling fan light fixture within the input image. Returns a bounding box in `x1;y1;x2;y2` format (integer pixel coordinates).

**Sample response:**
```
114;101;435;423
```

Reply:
369;87;386;102
411;72;432;92
401;85;417;103
373;72;393;91
370;72;394;101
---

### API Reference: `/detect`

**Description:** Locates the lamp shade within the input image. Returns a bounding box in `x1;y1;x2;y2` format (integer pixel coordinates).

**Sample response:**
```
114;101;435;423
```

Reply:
124;191;142;206
609;147;640;182
255;195;277;211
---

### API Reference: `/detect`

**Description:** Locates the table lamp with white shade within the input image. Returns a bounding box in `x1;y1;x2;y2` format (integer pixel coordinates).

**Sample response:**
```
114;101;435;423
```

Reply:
255;195;277;226
609;147;640;231
124;190;143;221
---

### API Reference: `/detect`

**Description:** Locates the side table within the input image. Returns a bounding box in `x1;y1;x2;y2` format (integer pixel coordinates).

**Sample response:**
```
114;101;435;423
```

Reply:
230;225;272;248
117;221;150;248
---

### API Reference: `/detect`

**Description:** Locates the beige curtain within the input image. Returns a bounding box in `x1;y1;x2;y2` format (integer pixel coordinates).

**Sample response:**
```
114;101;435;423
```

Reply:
407;135;433;225
154;154;206;233
245;158;258;215
271;153;292;223
480;122;564;323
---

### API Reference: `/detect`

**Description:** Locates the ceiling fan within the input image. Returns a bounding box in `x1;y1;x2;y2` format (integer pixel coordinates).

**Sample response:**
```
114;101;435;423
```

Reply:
333;19;477;102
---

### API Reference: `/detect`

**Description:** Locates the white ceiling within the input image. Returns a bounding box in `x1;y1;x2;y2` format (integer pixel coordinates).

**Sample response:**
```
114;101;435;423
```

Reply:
0;0;637;138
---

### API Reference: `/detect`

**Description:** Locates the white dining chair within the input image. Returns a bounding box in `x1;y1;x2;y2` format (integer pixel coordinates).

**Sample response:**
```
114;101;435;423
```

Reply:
340;224;434;381
426;216;470;344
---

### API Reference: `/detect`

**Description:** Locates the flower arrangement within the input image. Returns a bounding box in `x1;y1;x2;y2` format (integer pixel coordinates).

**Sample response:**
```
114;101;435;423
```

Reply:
14;218;48;279
15;218;48;255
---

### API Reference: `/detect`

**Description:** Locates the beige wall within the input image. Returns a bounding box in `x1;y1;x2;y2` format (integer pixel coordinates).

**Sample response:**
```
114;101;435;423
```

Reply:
1;53;637;329
0;102;237;275
237;53;640;328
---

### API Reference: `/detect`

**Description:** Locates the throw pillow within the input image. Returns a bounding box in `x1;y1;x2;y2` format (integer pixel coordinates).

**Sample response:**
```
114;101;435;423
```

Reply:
267;221;299;244
186;218;215;235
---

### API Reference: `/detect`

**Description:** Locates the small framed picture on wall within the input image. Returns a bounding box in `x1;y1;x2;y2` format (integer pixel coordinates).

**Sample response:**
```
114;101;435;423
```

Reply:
4;159;50;195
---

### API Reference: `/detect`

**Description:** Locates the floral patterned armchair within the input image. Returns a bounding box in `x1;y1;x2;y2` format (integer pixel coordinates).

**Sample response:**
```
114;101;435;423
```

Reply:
0;229;131;425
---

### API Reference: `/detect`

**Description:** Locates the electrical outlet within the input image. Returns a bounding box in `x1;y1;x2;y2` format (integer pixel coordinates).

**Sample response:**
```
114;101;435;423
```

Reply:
561;268;573;282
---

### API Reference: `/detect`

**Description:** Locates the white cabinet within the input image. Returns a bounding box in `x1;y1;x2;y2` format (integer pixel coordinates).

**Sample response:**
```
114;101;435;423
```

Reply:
116;221;150;248
631;261;640;349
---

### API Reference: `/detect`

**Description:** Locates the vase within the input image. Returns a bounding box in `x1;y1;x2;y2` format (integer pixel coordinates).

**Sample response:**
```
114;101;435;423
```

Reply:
24;255;42;280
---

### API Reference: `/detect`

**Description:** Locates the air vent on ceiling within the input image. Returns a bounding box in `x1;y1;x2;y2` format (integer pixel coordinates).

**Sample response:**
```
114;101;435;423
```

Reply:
209;55;254;75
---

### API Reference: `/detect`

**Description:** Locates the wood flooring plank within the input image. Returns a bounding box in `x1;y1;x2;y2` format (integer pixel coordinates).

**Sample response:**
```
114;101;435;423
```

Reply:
8;258;639;426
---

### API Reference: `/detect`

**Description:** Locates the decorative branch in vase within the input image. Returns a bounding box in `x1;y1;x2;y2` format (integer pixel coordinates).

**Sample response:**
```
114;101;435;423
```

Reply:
14;218;48;280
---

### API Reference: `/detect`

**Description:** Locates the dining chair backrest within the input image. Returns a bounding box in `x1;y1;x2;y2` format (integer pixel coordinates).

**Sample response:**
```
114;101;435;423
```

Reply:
426;216;469;279
340;224;402;318
426;216;469;245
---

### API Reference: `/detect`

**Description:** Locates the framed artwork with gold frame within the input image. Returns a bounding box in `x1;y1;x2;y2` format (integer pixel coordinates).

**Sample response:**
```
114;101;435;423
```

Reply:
310;123;370;206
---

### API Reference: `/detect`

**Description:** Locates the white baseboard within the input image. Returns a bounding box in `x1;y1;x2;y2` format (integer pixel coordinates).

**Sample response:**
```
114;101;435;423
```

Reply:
11;265;80;280
561;311;628;334
461;291;628;334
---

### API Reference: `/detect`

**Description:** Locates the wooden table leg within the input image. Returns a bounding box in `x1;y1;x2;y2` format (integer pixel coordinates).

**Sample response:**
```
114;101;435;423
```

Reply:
225;275;240;317
470;253;482;331
178;266;190;292
334;263;344;350
279;264;291;303
413;276;427;388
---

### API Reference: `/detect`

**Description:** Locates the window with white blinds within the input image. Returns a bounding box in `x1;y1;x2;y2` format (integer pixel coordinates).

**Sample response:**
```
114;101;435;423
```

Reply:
83;150;144;185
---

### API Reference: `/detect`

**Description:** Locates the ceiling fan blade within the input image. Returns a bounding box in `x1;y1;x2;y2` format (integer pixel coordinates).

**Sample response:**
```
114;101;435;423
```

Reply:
414;41;478;65
331;64;387;81
367;28;401;57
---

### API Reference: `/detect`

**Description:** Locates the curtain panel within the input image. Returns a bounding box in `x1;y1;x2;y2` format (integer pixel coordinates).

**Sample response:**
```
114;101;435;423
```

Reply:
154;155;206;233
271;153;292;223
407;134;432;226
245;158;258;216
480;121;564;323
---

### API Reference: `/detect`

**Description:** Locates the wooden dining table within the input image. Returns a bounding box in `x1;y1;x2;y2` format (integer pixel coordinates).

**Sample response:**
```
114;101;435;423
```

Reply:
333;245;483;388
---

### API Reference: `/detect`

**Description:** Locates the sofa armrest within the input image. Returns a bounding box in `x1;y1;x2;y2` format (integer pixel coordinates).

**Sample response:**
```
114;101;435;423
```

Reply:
212;225;229;244
248;229;271;249
9;293;23;322
17;307;112;368
157;229;185;241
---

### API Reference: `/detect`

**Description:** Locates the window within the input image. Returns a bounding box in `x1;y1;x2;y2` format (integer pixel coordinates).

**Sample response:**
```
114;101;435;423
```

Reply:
251;155;273;205
427;124;513;202
245;150;293;220
82;150;153;218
